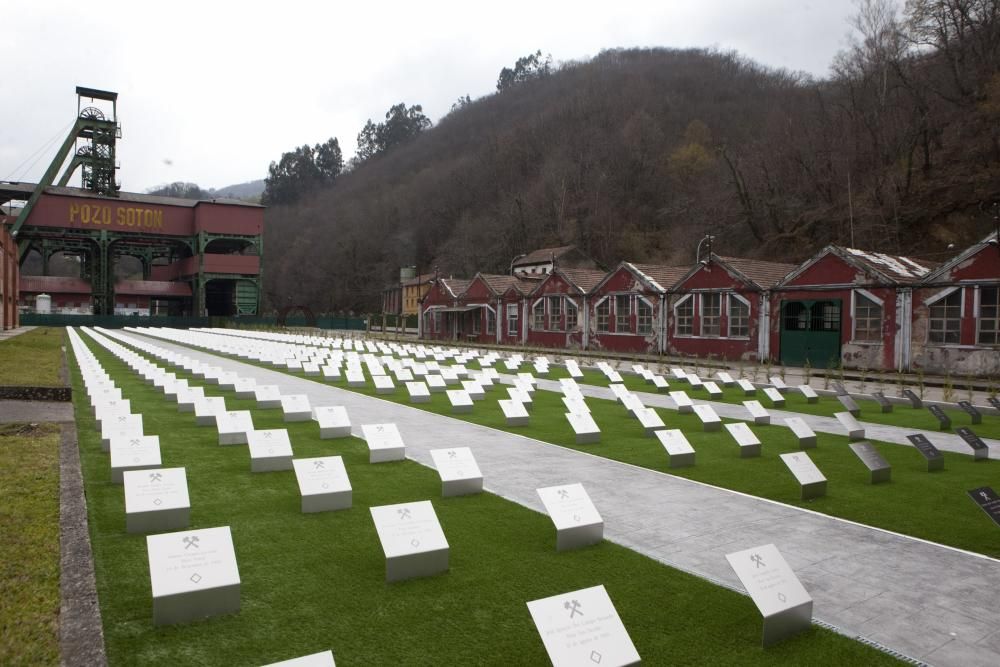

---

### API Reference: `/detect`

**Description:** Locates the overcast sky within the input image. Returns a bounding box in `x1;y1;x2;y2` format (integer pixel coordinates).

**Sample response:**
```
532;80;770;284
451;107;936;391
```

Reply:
1;0;860;194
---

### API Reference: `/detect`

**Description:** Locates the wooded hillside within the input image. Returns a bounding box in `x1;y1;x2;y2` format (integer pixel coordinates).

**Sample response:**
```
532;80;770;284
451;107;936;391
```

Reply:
263;0;1000;313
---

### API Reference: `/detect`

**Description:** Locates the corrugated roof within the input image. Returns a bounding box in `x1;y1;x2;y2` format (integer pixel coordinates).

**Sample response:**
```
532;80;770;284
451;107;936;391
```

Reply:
440;277;471;297
479;273;538;295
840;247;937;284
628;263;689;292
717;256;797;288
558;268;608;293
513;245;576;266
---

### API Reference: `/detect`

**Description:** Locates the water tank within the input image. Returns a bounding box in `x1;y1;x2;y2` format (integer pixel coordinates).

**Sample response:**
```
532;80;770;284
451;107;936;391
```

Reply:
399;266;417;282
36;293;52;314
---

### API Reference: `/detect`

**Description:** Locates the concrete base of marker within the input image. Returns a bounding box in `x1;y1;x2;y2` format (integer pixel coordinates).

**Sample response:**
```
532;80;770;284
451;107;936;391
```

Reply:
667;451;695;468
257;399;281;409
442;476;483;497
869;467;891;484
702;421;721;432
762;600;813;647
505;415;529;426
370;446;405;463
575;431;600;444
153;583;240;626
251;454;293;472
409;395;430;404
926;457;945;472
753;415;771;425
451;404;472;414
556;522;603;552
347;378;366;388
283;410;311;423
302;489;352;513
195;414;218;427
799;480;826;499
385;547;449;583
219;432;248;446
235;389;255;399
319;425;351;439
740;443;761;458
797;436;817;449
846;429;865;441
643;425;666;437
805;396;818;404
127;506;190;534
375;385;395;395
677;405;693;414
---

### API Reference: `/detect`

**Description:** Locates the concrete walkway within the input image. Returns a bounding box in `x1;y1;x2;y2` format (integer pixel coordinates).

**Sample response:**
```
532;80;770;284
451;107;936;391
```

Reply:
0;399;74;424
119;331;1000;667
0;325;35;342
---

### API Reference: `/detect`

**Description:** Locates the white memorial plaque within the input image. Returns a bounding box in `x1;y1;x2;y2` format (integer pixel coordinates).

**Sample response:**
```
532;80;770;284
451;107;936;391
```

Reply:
737;378;756;395
835;412;865;441
692;403;721;431
312;406;351;439
321;365;341;381
526;584;640;667
559;378;583;398
446;389;473;414
461;380;485;401
608;383;630;403
565;360;583;378
217;372;239;390
686;373;704;388
216;410;255;446
123;467;190;533
703;381;723;398
262;650;336;667
536;483;604;551
655;429;695;468
769;376;789;393
605;370;623;383
406;381;431;403
784;417;817;448
670;367;687;380
254;384;282;409
426;374;447;393
763;387;785;407
302;362;320;376
507;387;533;411
394;368;414;383
499;399;530;426
100;413;143;452
562;396;590;415
716;371;735;386
370;500;449;582
346;368;366;388
440;368;460;385
565;411;600;444
430;447;483;497
361;423;405;463
247;429;294;472
726;543;813;647
146;525;240;625
779;452;827;498
620;393;644;418
669;390;694;414
635;407;666;436
281;394;312;422
232;377;256;399
798;385;819;404
372;374;396;394
293;456;352;512
743;400;771;425
652;375;670;392
193;396;227;426
724;422;761;458
109;435;161;483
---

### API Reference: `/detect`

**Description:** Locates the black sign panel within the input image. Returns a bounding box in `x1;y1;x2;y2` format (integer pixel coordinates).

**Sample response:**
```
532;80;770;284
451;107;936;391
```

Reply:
967;486;1000;528
906;433;942;460
833;382;848;396
957;401;982;425
956;427;987;451
988;396;1000;411
902;389;922;408
873;391;893;413
927;405;951;429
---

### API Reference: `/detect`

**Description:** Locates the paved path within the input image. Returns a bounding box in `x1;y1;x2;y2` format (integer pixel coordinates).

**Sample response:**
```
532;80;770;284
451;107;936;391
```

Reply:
0;399;74;423
119;331;1000;667
0;325;35;342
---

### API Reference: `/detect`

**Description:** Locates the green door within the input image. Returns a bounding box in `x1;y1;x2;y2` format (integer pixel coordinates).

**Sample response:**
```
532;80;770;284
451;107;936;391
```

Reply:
779;299;842;368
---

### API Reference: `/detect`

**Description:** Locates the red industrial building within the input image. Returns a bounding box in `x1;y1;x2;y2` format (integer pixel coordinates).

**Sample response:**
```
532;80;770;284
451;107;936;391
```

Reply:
525;268;606;349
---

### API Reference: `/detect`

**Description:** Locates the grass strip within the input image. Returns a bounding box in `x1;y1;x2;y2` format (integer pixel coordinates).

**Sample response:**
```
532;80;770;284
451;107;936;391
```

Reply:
70;332;900;665
0;327;66;387
0;422;62;666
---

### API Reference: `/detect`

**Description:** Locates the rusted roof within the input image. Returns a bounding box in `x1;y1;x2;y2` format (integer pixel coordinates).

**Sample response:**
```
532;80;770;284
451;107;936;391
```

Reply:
513;245;577;266
628;263;689;292
20;275;92;294
839;247;936;283
558;268;608;293
479;273;538;295
717;256;797;289
440;277;471;298
115;280;192;296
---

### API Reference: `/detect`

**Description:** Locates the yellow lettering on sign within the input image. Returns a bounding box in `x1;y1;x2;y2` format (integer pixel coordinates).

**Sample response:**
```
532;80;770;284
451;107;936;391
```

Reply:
69;204;78;222
70;204;165;230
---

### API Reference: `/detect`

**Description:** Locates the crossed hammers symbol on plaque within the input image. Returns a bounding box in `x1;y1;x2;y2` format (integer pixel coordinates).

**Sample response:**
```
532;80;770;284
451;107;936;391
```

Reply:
397;508;412;520
149;472;163;482
558;489;569;499
751;553;765;569
314;460;325;469
564;600;583;618
183;536;200;550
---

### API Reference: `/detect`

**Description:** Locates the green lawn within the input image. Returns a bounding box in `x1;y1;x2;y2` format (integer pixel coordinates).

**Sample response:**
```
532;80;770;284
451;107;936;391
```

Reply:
0;422;62;666
0;328;65;387
160;340;1000;559
69;333;901;665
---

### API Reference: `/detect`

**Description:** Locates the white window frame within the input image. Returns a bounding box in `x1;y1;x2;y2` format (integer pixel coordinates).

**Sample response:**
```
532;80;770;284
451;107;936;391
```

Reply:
851;288;884;343
700;292;722;337
925;286;963;345
565;298;579;330
636;296;655;335
595;296;611;333
471;305;482;334
549;295;563;331
614;293;632;333
976;285;1000;346
727;293;751;339
531;298;546;331
485;305;496;335
506;303;519;336
674;294;693;336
